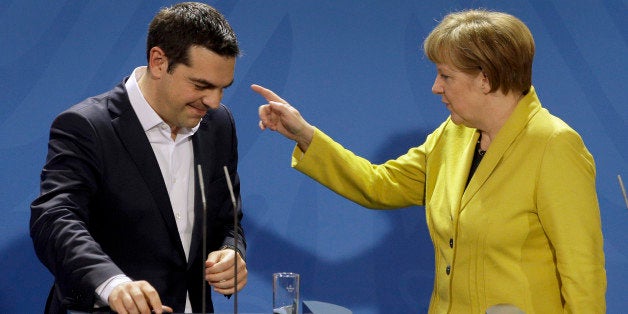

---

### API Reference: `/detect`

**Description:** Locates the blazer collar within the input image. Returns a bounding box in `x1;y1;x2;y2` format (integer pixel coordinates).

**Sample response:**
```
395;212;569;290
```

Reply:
107;79;187;261
188;115;217;268
461;86;543;207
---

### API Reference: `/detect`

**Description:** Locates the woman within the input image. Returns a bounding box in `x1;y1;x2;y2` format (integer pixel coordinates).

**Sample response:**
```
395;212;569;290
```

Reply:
252;9;605;313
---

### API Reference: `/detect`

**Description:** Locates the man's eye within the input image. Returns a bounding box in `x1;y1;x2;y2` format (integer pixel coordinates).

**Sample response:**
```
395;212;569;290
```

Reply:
194;84;205;90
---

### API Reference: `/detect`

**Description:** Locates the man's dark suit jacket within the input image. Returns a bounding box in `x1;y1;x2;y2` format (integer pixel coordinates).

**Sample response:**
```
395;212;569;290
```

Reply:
30;79;246;314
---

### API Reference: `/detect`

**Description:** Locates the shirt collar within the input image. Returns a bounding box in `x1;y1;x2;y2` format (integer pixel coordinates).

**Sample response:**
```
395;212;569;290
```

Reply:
125;66;200;136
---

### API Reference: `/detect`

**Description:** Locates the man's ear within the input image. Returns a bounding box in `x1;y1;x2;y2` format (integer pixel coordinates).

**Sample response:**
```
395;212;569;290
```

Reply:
147;46;169;77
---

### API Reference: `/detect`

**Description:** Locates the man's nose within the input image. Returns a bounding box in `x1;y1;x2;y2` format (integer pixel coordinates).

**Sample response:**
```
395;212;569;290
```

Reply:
202;89;223;109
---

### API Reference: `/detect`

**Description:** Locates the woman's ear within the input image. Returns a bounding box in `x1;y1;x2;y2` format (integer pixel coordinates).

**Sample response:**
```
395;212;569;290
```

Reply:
480;71;491;94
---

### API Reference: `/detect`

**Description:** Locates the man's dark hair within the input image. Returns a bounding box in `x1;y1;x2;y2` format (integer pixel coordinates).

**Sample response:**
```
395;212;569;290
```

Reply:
147;2;240;73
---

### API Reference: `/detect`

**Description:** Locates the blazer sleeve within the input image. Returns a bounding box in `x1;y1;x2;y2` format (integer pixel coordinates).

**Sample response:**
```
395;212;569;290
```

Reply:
30;108;123;310
536;127;606;313
291;127;427;209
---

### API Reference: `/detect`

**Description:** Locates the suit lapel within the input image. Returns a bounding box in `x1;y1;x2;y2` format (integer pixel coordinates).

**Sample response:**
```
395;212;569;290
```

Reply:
439;125;479;221
188;117;217;268
107;82;186;261
461;87;542;208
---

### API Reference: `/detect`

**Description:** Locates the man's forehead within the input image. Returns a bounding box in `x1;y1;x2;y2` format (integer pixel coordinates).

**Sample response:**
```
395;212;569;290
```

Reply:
181;47;235;85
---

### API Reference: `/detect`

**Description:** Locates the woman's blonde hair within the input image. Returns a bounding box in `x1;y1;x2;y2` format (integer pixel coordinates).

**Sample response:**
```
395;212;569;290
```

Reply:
423;10;535;95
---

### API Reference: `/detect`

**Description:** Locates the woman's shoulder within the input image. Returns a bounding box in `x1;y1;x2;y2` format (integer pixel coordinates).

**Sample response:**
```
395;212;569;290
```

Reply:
529;108;584;143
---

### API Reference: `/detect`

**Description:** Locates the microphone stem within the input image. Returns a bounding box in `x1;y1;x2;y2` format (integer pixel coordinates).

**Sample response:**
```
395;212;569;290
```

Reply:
223;166;239;314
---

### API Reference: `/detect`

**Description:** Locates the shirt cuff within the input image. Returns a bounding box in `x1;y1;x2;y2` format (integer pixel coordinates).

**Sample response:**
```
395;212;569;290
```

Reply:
95;274;133;306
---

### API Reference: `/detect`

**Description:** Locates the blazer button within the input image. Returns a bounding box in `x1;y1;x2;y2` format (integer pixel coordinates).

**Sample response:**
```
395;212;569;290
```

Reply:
449;238;454;248
446;265;451;275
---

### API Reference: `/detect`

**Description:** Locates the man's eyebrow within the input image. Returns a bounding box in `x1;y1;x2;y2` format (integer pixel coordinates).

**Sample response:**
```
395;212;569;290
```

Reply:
190;77;234;88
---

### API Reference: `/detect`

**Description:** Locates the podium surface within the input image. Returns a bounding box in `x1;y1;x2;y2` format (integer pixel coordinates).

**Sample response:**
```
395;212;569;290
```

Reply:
303;300;352;314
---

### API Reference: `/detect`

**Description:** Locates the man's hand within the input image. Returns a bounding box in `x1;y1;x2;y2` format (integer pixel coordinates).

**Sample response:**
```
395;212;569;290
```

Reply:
108;280;173;314
205;248;248;295
251;84;315;152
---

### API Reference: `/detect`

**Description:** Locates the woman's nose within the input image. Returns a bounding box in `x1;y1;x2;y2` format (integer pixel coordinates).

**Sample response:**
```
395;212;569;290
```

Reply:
432;77;443;95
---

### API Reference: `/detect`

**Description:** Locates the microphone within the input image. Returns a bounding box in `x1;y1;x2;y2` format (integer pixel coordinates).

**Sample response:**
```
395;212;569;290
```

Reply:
197;164;240;314
196;165;208;314
223;165;239;314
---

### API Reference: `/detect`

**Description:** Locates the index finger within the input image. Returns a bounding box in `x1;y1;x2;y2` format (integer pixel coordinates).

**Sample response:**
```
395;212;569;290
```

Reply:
251;84;287;103
136;282;167;314
206;250;235;273
144;288;165;314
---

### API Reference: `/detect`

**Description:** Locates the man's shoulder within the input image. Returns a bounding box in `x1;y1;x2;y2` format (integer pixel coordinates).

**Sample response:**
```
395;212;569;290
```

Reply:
62;81;129;119
200;103;235;128
49;82;132;136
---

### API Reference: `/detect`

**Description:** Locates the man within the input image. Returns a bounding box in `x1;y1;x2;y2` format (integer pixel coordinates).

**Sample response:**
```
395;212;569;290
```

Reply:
30;2;247;313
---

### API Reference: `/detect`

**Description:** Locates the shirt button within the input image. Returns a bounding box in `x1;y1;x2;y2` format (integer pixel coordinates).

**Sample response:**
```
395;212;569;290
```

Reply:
446;265;451;275
449;238;454;248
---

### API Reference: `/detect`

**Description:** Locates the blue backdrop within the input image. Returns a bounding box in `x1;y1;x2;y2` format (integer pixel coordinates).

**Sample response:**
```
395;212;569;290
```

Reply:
1;1;626;313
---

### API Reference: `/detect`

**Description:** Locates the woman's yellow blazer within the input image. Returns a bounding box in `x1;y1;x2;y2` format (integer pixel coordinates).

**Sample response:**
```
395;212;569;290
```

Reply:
291;87;606;313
